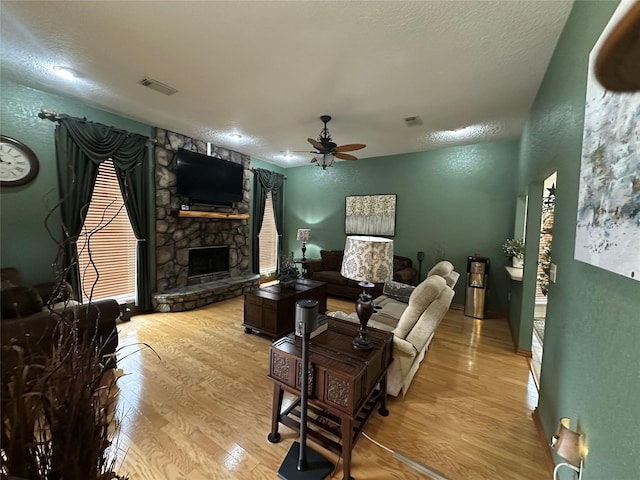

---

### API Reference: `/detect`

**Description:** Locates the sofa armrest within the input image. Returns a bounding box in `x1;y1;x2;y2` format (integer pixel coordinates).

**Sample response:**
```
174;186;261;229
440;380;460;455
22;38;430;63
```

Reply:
393;336;417;358
302;259;324;276
393;267;417;285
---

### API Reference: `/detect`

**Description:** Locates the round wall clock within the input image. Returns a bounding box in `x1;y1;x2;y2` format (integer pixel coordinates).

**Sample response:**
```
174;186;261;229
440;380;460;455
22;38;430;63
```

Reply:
0;135;40;187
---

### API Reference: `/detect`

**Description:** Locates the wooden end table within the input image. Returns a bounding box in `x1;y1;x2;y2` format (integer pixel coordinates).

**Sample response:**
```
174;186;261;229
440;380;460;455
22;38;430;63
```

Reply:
243;279;327;338
267;316;393;480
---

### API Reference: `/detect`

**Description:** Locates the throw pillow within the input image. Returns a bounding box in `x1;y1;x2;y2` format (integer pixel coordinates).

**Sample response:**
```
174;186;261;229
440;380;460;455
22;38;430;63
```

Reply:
1;284;43;319
383;280;415;304
320;250;343;271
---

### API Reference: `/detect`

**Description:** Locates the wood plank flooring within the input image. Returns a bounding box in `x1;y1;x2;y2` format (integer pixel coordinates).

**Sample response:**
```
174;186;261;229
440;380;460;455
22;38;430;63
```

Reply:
114;296;548;479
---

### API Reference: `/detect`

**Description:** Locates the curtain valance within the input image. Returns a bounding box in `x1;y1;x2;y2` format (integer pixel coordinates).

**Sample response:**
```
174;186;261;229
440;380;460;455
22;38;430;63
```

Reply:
51;115;152;310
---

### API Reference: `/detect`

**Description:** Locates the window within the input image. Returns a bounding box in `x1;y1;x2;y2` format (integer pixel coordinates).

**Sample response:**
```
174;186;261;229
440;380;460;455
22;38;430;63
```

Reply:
258;191;278;275
76;160;137;302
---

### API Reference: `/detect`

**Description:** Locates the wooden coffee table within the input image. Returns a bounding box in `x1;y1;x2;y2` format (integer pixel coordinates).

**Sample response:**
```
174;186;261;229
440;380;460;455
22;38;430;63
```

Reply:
243;279;327;338
267;316;394;480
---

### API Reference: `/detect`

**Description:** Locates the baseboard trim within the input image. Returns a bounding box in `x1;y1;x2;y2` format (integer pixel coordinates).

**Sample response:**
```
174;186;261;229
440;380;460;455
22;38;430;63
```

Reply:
505;314;525;355
532;407;555;475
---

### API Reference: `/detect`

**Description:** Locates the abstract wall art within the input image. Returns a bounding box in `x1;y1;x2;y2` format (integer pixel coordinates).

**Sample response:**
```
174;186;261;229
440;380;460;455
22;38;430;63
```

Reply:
345;194;396;237
574;0;640;281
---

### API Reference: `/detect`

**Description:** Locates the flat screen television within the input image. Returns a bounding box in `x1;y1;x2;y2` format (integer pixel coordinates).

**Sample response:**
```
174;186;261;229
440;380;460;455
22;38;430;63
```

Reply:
176;148;244;206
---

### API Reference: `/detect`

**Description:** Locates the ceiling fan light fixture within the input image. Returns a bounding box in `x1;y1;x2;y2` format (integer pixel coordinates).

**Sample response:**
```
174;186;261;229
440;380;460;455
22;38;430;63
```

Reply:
314;153;335;170
304;115;366;169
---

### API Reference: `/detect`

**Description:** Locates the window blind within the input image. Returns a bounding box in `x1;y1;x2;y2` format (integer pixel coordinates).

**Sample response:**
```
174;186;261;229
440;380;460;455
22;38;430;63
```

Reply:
258;192;278;274
76;160;137;302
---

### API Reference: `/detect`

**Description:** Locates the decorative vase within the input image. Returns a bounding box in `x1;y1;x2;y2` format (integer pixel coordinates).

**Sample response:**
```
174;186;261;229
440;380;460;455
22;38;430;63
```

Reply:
512;257;524;269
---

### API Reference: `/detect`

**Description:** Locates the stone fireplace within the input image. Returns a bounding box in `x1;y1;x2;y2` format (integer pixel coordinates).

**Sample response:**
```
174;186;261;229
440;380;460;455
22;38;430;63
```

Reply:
152;128;259;312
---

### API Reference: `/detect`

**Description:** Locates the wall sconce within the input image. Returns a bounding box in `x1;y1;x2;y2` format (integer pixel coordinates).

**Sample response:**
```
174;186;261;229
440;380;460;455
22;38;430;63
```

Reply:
550;417;583;480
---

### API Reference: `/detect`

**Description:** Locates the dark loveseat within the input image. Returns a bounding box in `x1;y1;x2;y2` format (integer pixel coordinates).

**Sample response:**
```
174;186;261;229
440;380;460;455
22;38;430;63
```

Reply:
1;268;120;366
303;250;417;299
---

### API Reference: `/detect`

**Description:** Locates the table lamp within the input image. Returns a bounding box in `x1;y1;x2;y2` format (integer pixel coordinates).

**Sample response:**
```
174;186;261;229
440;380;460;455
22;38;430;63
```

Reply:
296;229;311;260
340;235;394;349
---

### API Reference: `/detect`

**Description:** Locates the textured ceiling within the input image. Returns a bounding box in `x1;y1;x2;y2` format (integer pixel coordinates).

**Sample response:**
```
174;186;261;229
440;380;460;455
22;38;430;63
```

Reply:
0;0;574;168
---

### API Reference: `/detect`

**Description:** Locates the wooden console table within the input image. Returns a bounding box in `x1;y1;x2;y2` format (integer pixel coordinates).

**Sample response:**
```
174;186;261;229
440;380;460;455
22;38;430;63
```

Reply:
243;279;327;338
267;317;393;480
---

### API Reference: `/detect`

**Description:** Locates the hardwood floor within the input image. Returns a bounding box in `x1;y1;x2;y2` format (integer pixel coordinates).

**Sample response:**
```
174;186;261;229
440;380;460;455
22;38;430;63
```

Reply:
114;296;549;479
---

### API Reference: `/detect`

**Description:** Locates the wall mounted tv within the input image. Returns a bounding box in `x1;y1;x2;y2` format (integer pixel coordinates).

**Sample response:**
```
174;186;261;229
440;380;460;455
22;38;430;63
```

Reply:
176;148;244;206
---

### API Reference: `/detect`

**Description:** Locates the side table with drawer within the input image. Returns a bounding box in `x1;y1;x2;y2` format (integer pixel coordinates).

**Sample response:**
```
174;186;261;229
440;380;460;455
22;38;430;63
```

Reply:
267;316;393;480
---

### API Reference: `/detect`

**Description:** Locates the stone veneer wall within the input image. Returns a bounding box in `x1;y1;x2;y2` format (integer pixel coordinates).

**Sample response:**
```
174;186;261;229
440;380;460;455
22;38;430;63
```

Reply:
154;128;251;293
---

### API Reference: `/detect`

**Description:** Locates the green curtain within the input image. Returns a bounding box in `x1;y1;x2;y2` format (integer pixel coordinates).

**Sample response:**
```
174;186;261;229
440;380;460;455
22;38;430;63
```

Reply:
251;168;285;274
54;116;151;310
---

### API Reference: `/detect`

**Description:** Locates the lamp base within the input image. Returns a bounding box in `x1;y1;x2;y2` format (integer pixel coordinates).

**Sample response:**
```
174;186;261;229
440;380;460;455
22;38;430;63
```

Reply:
353;284;375;350
277;442;334;480
352;335;373;350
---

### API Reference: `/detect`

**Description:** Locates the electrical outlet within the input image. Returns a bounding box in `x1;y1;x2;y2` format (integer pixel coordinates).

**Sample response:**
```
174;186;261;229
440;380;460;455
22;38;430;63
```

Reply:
550;263;557;283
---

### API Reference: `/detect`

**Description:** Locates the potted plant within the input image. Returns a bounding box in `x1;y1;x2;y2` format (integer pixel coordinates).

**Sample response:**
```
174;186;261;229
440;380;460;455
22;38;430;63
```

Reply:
278;252;300;288
502;238;525;268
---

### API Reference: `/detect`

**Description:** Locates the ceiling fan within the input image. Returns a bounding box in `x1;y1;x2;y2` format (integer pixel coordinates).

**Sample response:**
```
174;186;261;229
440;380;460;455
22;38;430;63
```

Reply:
296;115;366;169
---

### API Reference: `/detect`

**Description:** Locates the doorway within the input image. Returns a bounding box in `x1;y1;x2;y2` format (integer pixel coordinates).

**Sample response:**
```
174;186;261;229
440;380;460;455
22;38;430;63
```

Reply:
531;172;556;385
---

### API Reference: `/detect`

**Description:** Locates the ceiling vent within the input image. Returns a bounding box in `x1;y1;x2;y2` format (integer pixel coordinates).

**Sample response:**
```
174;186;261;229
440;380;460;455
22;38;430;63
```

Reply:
404;116;423;127
138;77;178;96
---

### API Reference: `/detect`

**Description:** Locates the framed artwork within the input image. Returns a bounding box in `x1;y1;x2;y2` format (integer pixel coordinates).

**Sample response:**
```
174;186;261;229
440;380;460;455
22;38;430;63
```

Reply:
345;194;396;237
574;0;639;281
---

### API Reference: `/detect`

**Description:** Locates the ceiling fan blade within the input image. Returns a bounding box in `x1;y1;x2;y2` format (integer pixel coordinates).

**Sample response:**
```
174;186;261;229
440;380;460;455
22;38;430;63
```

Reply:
335;152;358;161
308;138;325;150
334;143;366;152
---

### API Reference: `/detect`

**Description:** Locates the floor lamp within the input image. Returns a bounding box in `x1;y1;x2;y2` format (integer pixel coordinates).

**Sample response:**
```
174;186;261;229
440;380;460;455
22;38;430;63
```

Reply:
277;300;333;480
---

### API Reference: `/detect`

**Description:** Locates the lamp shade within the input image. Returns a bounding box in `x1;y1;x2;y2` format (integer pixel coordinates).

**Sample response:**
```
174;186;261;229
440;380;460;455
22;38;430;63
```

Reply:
553;418;582;468
296;229;311;242
341;235;394;283
315;154;335;169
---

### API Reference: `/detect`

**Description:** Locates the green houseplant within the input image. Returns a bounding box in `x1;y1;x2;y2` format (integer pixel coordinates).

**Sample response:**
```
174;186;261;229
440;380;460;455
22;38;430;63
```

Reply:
502;238;525;268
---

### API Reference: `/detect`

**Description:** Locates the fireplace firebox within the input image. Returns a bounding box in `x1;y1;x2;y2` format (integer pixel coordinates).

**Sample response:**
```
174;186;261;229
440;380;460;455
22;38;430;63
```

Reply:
188;246;229;279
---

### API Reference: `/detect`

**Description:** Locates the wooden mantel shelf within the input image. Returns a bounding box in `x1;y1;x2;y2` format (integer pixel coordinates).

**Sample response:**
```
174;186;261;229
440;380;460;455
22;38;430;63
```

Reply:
171;210;250;220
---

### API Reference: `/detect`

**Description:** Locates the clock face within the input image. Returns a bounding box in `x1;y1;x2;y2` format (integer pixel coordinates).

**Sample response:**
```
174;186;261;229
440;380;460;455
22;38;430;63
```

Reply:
0;135;40;187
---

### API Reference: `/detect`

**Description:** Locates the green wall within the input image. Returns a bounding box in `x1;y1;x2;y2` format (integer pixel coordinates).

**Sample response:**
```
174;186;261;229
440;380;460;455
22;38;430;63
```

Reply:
0;79;152;284
283;141;520;312
518;1;640;478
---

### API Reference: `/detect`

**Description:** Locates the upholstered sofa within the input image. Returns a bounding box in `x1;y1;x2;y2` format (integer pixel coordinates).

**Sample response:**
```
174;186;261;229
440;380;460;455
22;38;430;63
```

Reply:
303;249;417;299
1;267;120;366
330;260;459;396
